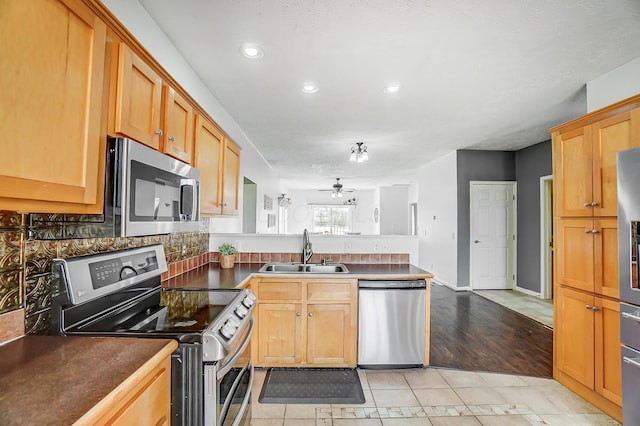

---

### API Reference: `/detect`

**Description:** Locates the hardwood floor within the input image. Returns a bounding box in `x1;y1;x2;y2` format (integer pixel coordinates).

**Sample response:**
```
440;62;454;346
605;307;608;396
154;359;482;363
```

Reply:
430;284;553;377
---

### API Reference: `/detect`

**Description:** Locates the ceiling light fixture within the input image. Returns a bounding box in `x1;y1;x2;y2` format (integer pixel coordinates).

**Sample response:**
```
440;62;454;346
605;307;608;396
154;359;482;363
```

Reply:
301;83;319;94
240;44;264;59
383;84;401;94
349;142;369;163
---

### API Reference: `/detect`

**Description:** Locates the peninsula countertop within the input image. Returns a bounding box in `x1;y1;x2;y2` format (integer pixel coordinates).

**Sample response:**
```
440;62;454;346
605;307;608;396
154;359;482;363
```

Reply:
161;262;434;289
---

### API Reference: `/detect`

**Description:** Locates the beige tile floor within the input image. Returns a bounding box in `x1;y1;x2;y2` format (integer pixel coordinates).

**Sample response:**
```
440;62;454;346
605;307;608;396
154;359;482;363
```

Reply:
249;367;620;425
472;290;554;329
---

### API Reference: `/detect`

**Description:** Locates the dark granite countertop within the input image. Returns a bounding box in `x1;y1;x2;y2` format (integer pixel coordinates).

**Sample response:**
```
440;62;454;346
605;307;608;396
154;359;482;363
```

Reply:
162;262;433;289
0;335;176;425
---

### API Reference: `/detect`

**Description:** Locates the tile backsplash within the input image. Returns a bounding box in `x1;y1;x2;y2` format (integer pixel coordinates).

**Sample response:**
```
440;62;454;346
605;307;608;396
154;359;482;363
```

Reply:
0;211;210;338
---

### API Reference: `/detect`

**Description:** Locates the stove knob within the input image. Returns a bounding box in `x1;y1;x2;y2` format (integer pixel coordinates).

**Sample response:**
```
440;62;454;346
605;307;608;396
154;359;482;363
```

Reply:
226;316;240;329
242;296;255;308
220;323;236;339
235;305;249;318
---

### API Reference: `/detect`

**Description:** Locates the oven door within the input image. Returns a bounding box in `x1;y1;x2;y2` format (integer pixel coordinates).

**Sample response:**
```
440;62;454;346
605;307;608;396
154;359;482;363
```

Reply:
204;318;253;426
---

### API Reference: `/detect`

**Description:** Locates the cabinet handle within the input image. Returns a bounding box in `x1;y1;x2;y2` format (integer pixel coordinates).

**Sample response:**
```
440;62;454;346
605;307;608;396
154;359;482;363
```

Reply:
584;202;591;207
592;306;600;312
584;229;591;234
308;312;314;317
591;229;599;234
168;136;175;142
623;356;640;369
221;203;227;207
296;312;301;317
622;312;640;322
591;202;599;207
585;305;593;310
154;129;163;136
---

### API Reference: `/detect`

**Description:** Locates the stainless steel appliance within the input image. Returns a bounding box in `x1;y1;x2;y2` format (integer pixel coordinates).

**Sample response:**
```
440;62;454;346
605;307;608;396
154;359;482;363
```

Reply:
105;137;200;237
51;244;255;426
617;147;640;425
357;279;426;368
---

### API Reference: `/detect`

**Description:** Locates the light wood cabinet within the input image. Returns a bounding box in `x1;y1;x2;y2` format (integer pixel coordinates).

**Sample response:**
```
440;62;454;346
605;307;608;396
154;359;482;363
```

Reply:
554;108;640;217
555;287;621;412
162;85;194;163
195;115;224;215
555;218;618;298
551;96;640;423
77;340;176;425
252;278;357;367
221;138;241;215
0;0;107;213
111;42;163;150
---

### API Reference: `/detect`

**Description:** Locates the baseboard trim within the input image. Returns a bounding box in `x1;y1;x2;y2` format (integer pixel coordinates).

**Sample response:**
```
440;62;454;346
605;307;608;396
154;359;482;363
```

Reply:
514;285;542;298
432;279;469;291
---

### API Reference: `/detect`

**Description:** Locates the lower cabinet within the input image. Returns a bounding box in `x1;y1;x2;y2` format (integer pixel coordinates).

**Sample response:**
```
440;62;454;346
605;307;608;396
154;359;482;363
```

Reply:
555;286;622;420
252;277;357;367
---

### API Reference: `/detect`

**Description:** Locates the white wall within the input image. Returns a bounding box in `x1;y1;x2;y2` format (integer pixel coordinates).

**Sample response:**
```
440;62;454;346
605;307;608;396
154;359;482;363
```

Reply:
210;234;419;263
417;151;458;287
587;57;640;112
101;0;282;234
380;186;409;235
285;189;377;235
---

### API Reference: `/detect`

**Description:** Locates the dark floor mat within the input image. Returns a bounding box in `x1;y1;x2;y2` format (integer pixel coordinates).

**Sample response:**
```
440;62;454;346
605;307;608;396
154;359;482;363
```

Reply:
258;368;365;404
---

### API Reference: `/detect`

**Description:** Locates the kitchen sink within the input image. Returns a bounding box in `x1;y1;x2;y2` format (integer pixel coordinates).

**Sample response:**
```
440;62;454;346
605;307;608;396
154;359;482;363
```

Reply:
258;263;349;273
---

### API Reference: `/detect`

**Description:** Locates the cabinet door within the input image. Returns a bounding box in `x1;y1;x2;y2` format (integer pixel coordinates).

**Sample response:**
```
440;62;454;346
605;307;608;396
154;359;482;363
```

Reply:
256;303;303;364
594;219;618;298
307;304;354;366
221;139;241;215
556;219;595;292
163;85;194;164
0;0;106;211
592;110;640;217
594;297;622;406
554;127;594;217
112;43;162;150
194;115;223;215
555;286;595;389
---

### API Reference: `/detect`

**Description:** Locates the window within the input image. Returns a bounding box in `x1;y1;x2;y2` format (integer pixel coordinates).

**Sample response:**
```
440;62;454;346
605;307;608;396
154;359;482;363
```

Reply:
312;206;352;235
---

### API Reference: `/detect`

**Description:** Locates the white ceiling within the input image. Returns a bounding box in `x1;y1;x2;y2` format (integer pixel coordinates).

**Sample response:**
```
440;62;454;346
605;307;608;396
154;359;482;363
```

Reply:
138;0;640;190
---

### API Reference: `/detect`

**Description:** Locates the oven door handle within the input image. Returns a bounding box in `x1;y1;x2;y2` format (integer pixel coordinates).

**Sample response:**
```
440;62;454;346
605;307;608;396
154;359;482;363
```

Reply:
231;363;254;426
217;318;253;379
623;356;640;369
622;312;640;323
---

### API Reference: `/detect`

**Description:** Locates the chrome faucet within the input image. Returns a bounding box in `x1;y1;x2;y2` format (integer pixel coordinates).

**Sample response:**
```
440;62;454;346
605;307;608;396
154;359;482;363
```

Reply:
302;228;313;265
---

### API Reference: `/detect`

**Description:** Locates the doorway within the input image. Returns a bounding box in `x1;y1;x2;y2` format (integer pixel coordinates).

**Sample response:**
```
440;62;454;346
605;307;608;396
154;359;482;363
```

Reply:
469;181;517;290
242;177;257;233
540;175;554;300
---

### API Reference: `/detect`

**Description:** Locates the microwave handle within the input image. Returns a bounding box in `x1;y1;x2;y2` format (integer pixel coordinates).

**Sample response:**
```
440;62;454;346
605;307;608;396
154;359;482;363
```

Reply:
180;179;198;219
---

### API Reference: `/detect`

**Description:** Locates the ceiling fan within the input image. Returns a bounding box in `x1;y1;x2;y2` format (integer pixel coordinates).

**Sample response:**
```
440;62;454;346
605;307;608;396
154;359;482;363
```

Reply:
319;178;355;198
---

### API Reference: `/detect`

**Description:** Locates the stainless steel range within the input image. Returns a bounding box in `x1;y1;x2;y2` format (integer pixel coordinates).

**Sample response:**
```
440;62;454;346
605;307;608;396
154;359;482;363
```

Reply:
50;244;255;426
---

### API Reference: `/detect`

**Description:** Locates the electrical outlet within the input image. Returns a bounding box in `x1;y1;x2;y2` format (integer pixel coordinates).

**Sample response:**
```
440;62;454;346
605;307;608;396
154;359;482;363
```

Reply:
373;242;380;253
182;244;187;256
381;242;389;252
344;242;352;253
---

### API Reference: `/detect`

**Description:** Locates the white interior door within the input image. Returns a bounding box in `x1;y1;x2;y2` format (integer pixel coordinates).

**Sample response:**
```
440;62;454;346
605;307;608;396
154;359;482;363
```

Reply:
470;182;516;290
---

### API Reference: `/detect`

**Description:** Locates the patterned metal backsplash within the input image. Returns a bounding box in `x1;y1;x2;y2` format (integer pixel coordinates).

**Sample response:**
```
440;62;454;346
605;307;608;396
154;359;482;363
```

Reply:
0;211;211;335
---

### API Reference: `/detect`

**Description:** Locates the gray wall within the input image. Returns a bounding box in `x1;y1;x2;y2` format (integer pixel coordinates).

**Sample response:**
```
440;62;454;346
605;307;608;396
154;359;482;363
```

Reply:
515;141;552;293
456;150;516;288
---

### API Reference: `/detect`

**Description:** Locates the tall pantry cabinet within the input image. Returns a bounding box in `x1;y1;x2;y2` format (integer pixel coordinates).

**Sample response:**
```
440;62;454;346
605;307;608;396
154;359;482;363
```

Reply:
551;94;640;423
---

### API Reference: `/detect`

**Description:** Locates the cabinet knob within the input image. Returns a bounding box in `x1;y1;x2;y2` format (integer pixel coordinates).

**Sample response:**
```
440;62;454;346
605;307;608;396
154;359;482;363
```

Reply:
591;202;599;207
584;202;591;207
296;312;301;317
592;306;600;312
591;229;599;234
308;312;314;317
168;136;175;142
584;229;591;234
154;129;163;136
586;305;593;310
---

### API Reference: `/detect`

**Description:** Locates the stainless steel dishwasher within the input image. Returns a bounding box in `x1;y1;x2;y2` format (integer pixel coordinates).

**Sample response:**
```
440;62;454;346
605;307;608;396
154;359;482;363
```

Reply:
358;279;426;369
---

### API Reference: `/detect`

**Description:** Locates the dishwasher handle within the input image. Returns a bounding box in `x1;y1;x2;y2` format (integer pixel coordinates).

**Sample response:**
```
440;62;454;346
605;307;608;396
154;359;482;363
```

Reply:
358;279;426;289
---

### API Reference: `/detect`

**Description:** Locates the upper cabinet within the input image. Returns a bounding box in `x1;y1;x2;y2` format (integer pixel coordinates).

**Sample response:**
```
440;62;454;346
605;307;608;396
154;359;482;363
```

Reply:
110;43;163;150
553;106;640;217
162;85;194;164
195;115;224;215
222;139;241;216
0;0;107;213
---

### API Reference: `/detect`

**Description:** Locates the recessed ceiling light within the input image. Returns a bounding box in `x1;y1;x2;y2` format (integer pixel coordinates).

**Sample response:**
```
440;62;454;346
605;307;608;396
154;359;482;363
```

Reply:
383;84;401;94
240;44;264;59
301;83;319;94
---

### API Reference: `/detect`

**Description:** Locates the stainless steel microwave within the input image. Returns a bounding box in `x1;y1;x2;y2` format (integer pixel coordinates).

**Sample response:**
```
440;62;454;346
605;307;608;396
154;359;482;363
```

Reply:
105;137;200;237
